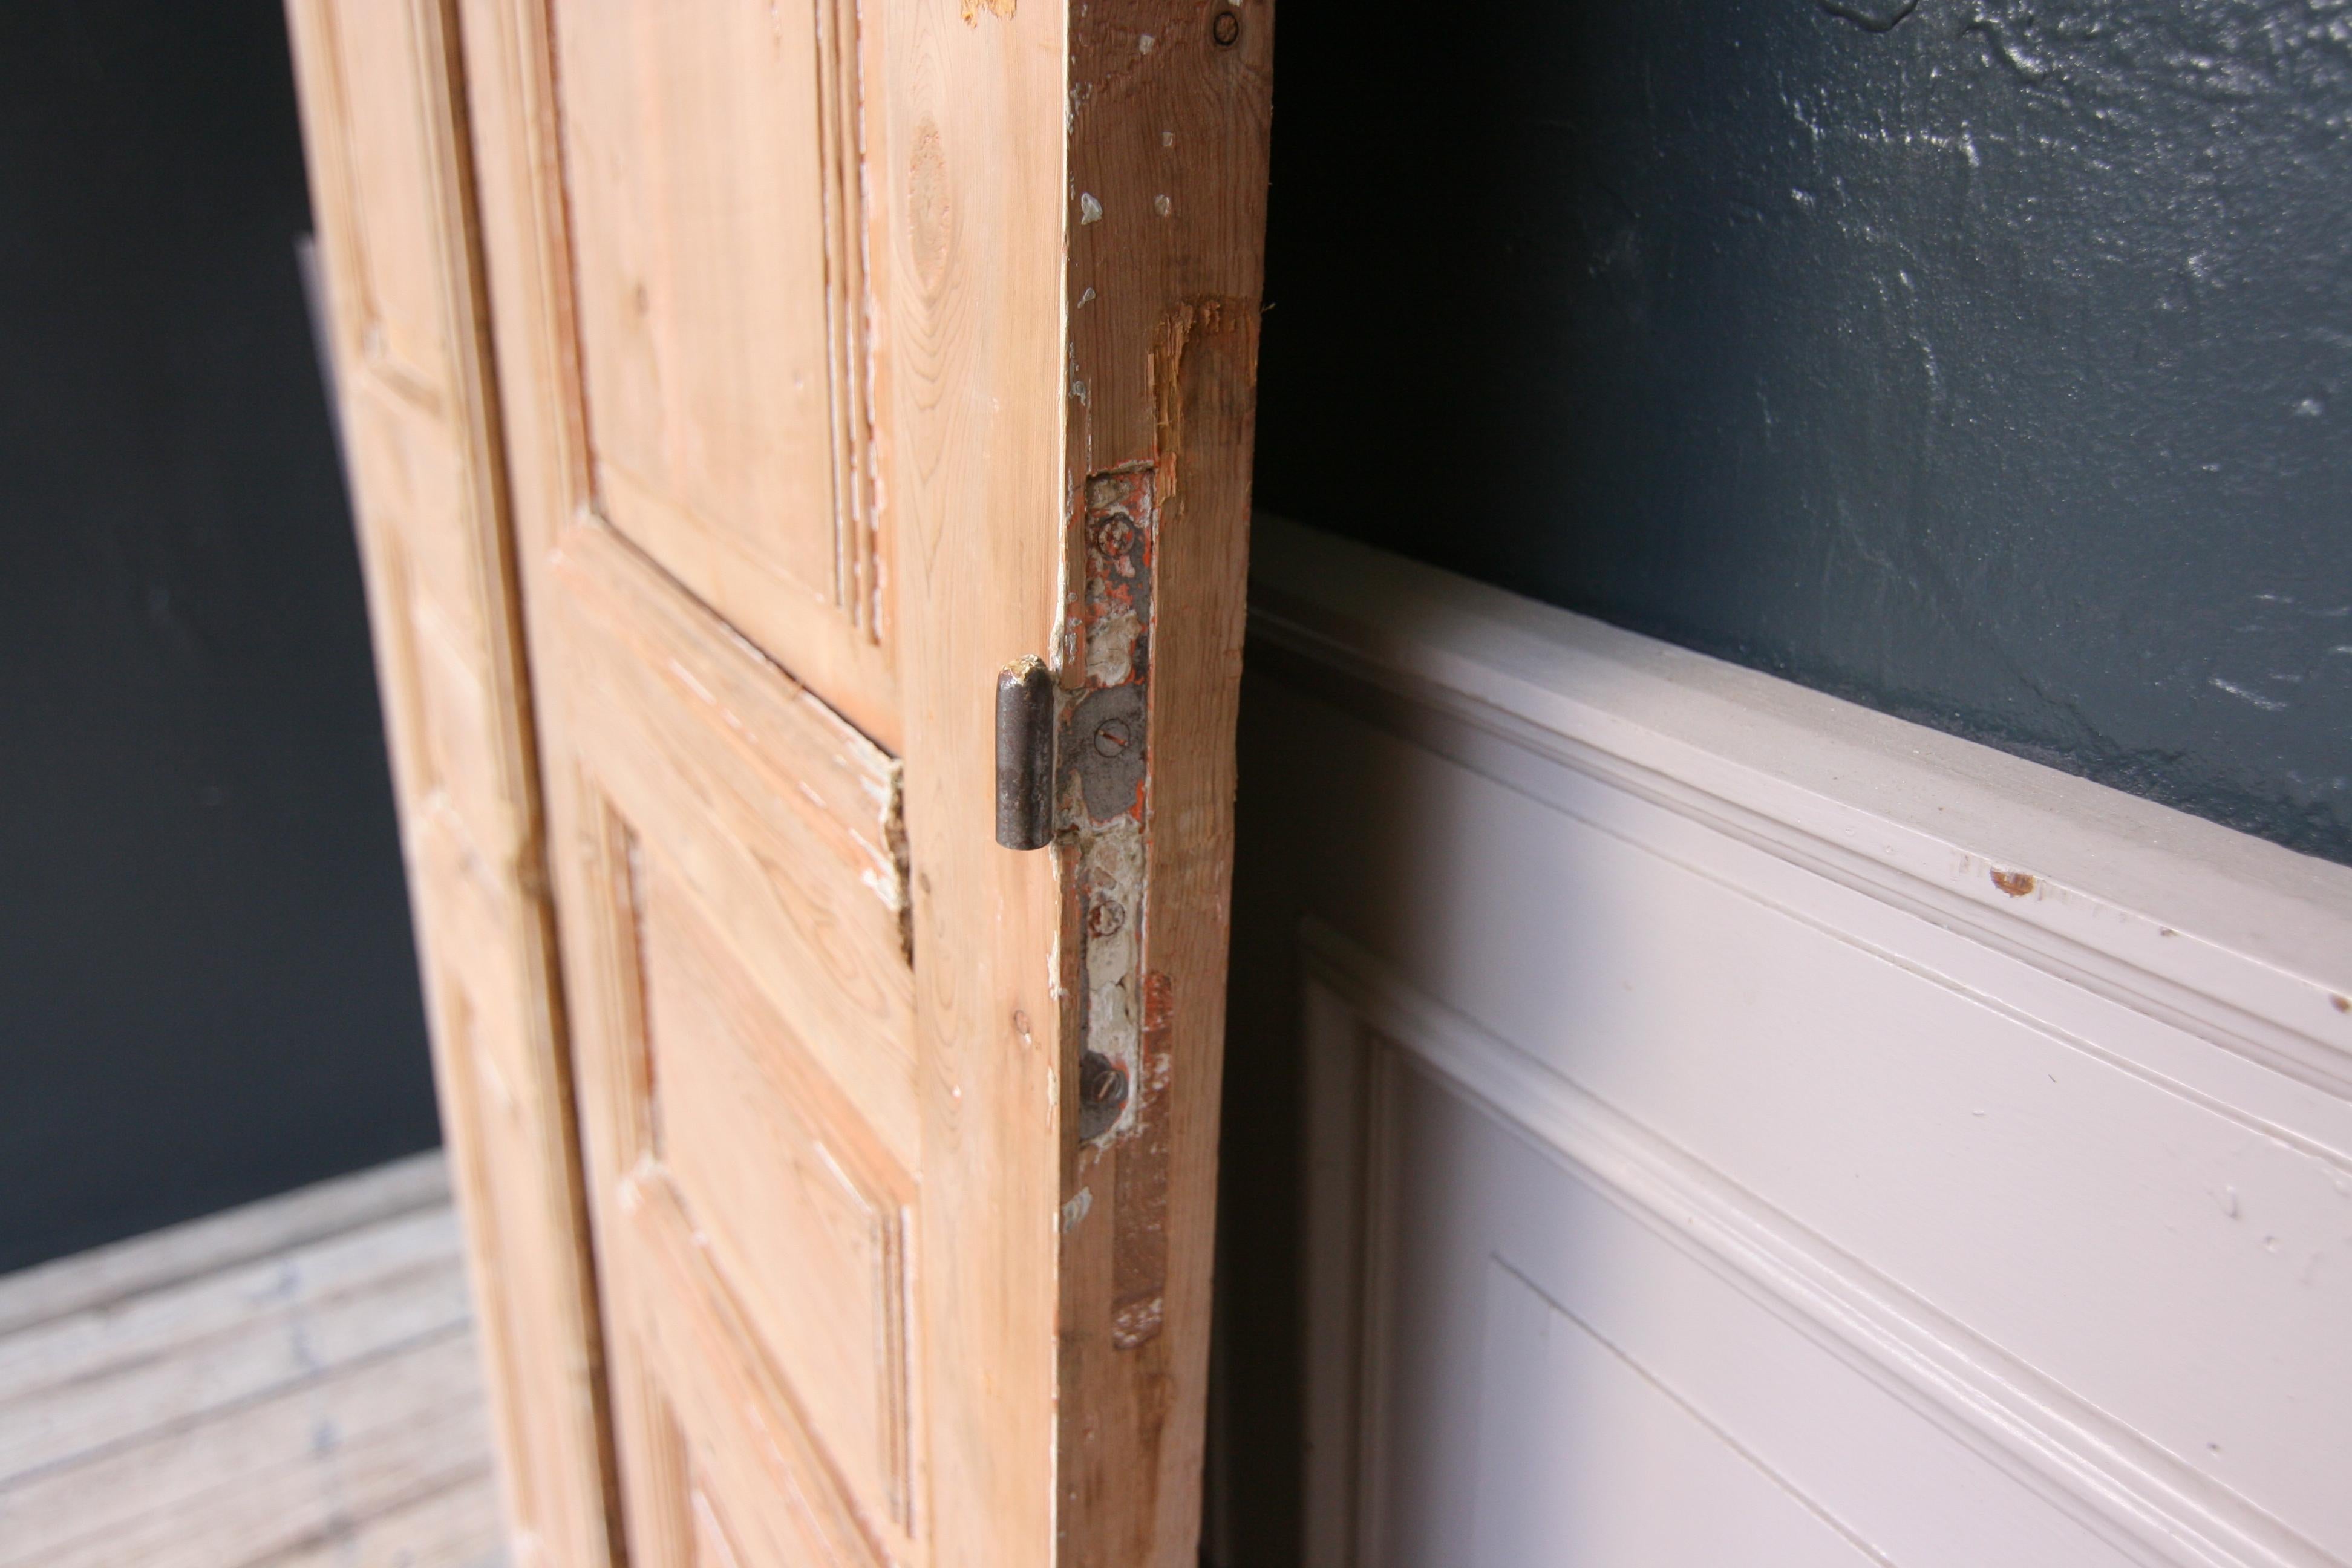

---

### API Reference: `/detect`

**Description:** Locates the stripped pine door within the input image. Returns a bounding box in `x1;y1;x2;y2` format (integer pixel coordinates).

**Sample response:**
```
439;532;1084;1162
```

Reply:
452;2;1274;1565
281;3;616;1566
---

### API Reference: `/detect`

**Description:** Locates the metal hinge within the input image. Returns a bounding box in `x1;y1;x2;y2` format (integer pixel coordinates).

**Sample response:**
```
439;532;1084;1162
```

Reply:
995;655;1056;850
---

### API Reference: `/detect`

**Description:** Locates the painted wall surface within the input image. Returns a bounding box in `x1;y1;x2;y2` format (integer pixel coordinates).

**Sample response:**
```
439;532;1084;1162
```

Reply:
0;4;437;1272
1251;0;2352;864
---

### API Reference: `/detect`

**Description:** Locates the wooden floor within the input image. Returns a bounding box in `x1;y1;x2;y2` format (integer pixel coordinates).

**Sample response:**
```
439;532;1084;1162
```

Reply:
0;1152;508;1568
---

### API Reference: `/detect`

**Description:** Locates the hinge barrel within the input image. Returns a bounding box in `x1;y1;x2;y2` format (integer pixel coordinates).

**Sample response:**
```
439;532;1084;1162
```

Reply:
995;655;1056;849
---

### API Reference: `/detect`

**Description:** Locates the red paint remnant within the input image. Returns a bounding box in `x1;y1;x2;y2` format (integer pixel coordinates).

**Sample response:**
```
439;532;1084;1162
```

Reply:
1140;970;1175;1033
1990;867;2036;898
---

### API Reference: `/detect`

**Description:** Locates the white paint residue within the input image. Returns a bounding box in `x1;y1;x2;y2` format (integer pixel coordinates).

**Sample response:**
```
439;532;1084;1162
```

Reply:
1078;192;1103;224
2209;675;2288;713
811;1138;858;1201
1138;32;1155;53
1062;1187;1094;1232
1080;818;1147;1132
1154;194;1172;217
1086;605;1143;684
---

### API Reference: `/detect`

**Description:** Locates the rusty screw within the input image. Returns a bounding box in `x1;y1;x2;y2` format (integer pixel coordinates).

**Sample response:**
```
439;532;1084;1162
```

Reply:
1093;716;1134;757
1077;1050;1130;1142
1212;8;1240;47
1091;516;1133;557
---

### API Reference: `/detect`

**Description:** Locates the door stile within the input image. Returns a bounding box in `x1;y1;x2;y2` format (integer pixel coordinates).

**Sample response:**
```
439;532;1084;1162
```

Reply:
283;1;619;1564
1050;3;1275;1563
847;3;1074;1561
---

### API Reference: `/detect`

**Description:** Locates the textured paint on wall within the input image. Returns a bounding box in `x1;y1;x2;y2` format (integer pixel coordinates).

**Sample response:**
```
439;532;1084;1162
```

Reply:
1252;0;2352;864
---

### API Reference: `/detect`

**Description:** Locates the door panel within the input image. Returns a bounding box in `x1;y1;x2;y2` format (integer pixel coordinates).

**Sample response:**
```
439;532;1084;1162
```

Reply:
633;866;915;1524
549;524;919;1165
547;0;892;745
449;0;1273;1561
547;515;919;1552
619;1175;894;1567
282;2;616;1565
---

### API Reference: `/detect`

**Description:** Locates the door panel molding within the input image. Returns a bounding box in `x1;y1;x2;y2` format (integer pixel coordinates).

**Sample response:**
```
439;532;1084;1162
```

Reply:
1252;520;2352;1106
1261;518;2352;1568
541;0;898;745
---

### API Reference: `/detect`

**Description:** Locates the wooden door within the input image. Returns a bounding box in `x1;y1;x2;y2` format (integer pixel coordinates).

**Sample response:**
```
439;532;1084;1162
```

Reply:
281;4;616;1566
452;2;1273;1564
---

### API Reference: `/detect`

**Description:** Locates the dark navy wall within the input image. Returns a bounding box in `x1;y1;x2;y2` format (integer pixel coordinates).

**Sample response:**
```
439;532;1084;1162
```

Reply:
1251;0;2352;864
0;4;437;1273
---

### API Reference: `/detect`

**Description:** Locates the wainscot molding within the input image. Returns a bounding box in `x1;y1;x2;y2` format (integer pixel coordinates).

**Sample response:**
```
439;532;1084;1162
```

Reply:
1258;517;2352;1568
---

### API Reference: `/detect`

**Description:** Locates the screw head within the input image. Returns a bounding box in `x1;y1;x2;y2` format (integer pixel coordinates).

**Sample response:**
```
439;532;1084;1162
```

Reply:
1093;717;1133;757
1091;516;1134;557
1212;8;1241;46
1077;1050;1130;1141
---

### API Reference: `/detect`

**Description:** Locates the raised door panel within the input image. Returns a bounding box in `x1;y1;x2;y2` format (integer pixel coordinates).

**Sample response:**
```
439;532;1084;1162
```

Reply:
635;867;915;1528
618;1174;897;1568
552;522;918;1165
546;506;921;1558
546;0;890;743
313;0;459;402
342;378;511;854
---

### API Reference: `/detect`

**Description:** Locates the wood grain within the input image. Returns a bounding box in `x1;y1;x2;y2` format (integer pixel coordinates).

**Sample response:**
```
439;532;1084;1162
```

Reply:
545;0;899;748
280;4;615;1564
0;1152;449;1341
457;3;930;1561
0;1157;507;1568
854;0;1072;1561
1056;4;1274;1563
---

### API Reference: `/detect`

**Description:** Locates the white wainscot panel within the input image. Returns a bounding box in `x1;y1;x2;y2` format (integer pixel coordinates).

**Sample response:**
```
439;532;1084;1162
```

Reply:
1266;518;2352;1568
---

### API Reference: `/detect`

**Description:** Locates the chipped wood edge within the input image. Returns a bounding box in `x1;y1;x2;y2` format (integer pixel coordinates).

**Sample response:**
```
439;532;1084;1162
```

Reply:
1053;4;1276;1564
